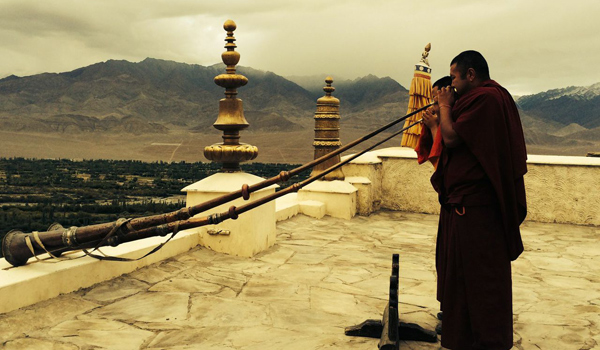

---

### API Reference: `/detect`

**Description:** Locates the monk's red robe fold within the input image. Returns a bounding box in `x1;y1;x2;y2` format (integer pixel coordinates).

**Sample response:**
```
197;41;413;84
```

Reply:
416;124;442;168
446;79;527;261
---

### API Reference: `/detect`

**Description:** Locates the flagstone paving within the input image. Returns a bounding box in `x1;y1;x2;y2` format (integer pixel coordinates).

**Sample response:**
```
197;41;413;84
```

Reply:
1;211;599;349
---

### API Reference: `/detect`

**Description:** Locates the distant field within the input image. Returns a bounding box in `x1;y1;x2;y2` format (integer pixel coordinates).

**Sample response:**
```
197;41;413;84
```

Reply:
0;129;597;164
0;129;396;164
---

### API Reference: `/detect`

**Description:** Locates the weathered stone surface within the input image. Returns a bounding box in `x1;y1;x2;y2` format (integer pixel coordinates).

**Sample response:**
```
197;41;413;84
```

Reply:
255;245;296;265
237;278;310;306
268;302;337;329
188;295;271;327
82;276;149;303
147;328;239;349
515;323;592;350
149;278;222;293
285;251;332;265
48;319;154;350
266;263;331;285
1;337;79;350
127;266;173;284
310;286;370;317
176;246;219;263
0;295;99;341
180;267;247;293
323;266;372;284
90;292;189;323
0;211;598;350
518;311;589;326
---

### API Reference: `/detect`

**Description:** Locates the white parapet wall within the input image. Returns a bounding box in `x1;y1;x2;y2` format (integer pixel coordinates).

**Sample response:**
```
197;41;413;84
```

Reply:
342;147;600;226
342;152;384;213
342;148;439;215
0;229;201;315
524;155;600;225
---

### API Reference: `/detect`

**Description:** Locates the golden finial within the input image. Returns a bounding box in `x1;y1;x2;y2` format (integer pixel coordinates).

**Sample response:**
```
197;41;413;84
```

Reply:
311;76;344;181
323;76;335;96
204;20;258;172
421;43;431;66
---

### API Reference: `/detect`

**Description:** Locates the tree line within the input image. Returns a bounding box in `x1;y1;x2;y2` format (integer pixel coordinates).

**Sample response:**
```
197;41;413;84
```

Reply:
0;158;307;257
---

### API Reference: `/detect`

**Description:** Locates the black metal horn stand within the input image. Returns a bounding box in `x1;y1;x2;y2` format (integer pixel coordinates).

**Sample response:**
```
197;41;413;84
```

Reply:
344;254;437;348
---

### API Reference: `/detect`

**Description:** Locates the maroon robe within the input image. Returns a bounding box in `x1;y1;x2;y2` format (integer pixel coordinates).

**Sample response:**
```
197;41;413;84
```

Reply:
431;80;527;350
416;124;443;168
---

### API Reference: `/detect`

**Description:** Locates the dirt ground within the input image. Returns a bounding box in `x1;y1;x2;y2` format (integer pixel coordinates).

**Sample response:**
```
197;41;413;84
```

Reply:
0;129;597;164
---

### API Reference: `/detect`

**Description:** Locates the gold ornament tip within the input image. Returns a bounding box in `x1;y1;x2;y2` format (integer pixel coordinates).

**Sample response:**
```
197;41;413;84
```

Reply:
224;19;236;31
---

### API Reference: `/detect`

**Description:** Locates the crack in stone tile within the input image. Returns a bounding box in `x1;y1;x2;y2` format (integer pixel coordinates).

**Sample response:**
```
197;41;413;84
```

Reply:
236;278;251;298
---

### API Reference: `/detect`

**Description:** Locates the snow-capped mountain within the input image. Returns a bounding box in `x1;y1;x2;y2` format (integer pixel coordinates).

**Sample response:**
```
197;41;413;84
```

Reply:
517;83;600;128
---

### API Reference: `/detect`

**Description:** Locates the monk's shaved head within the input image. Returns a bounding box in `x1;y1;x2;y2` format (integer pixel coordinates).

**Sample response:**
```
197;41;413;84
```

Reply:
451;51;490;81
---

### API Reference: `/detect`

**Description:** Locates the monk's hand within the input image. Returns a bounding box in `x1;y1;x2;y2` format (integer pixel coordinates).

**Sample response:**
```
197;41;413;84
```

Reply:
437;86;455;108
422;108;439;129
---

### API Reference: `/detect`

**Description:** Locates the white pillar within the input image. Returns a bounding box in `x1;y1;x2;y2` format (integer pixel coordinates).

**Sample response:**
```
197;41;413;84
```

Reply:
182;172;278;258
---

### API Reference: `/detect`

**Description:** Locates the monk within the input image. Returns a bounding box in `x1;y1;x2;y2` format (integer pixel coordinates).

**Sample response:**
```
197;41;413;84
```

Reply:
417;75;452;168
433;50;527;350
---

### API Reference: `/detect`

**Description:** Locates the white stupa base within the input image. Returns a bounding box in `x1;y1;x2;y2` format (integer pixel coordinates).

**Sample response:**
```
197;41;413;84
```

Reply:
182;172;278;258
345;176;375;216
275;193;300;221
299;200;326;219
297;180;357;220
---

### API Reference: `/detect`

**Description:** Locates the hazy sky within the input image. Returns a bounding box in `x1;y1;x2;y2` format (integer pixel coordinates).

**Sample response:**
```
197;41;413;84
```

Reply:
1;0;599;95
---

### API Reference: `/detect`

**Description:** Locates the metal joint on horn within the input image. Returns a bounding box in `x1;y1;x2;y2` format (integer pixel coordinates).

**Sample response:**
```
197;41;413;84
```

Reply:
207;213;223;225
241;184;250;200
228;206;239;220
156;224;171;237
107;236;120;247
279;171;291;181
62;226;79;248
175;207;192;220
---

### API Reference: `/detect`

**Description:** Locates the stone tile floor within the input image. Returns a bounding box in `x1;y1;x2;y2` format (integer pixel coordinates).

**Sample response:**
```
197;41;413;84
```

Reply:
0;211;599;349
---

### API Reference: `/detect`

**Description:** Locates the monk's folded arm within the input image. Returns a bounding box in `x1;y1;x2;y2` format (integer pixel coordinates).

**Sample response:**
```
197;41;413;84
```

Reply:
439;106;462;147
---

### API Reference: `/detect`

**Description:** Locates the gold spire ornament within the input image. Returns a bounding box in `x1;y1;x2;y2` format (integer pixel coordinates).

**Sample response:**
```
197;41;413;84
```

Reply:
400;43;433;149
204;19;258;172
421;43;431;66
310;77;344;181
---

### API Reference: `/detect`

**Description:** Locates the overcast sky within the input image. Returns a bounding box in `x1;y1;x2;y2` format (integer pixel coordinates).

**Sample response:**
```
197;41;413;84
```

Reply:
0;0;598;96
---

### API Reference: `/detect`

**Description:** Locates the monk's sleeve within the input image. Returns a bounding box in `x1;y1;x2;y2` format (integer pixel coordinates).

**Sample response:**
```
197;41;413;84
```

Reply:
428;127;442;168
416;125;442;168
416;126;433;165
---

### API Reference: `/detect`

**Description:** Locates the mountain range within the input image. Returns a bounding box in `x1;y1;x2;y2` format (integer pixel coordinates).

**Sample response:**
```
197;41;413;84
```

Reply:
0;58;598;160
